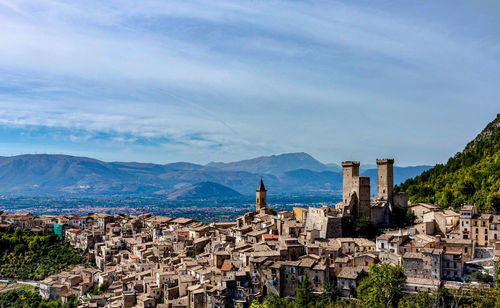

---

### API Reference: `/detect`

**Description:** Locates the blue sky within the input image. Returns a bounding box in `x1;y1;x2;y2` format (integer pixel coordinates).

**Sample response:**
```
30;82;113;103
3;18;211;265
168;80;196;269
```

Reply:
0;0;498;166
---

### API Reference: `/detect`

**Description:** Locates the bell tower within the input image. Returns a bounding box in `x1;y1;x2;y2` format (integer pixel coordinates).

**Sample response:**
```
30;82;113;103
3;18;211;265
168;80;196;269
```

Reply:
256;179;267;212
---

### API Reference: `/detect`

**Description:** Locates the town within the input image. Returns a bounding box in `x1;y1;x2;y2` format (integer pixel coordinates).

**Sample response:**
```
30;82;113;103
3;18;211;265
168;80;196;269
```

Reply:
0;159;498;307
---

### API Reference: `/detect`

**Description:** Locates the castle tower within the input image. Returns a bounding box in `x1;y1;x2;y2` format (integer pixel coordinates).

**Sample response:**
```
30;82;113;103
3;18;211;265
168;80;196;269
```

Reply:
357;176;371;217
256;179;267;212
342;161;360;204
376;159;394;201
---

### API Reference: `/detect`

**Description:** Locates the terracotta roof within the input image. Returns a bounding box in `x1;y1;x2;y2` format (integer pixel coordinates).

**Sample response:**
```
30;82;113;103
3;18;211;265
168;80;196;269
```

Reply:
221;262;233;272
262;234;279;240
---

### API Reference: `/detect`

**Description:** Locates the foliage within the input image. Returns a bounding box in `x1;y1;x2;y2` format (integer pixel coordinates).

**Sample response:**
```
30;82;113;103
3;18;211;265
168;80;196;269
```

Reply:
0;286;78;308
0;228;85;280
391;204;416;229
266;208;278;216
470;271;493;284
357;263;405;308
261;277;500;308
398;292;433;308
354;217;378;239
395;113;500;213
295;274;313;306
250;299;269;308
88;281;109;296
263;277;338;308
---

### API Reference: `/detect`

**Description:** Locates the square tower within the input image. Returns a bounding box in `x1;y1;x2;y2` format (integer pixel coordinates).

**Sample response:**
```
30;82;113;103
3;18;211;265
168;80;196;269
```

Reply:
342;161;360;203
358;176;371;217
376;159;394;201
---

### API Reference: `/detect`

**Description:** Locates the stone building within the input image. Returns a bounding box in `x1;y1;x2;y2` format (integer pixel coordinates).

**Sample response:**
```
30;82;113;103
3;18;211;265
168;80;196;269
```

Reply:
402;248;442;281
337;158;407;226
340;161;371;218
304;206;353;239
376;159;394;202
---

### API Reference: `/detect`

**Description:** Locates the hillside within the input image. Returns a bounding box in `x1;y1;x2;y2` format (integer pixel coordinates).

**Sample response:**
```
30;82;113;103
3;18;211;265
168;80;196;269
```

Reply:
0;228;85;280
165;182;242;200
396;114;500;213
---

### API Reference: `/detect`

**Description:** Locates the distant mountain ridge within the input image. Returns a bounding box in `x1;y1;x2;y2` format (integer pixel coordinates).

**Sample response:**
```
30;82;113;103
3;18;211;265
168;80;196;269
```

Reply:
0;153;431;199
207;152;340;174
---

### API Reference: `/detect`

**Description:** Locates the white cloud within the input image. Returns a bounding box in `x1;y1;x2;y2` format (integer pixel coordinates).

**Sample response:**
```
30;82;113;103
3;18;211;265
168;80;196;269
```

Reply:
0;0;498;164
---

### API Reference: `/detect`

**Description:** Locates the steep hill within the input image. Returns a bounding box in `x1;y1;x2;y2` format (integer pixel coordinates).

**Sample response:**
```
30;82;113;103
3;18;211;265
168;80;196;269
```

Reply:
396;114;500;212
165;182;242;200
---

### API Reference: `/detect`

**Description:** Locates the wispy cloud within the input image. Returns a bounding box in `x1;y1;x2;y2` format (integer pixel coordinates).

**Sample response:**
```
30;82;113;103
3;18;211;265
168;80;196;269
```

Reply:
0;0;498;164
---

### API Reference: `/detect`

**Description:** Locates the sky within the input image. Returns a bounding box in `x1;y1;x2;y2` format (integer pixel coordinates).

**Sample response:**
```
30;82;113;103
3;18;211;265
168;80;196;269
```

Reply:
0;0;499;166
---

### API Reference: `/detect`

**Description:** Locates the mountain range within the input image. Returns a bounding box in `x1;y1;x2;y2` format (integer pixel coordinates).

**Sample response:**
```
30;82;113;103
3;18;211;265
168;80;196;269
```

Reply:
0;152;431;200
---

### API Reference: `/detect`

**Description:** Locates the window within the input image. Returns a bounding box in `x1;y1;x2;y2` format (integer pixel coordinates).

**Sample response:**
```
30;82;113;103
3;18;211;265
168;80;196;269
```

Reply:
474;221;478;226
465;247;468;253
485;229;488;234
485;235;488;241
476;228;479;234
482;221;486;227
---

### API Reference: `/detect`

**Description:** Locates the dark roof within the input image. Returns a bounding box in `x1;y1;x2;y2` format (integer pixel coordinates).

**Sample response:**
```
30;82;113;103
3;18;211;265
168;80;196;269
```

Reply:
257;179;266;191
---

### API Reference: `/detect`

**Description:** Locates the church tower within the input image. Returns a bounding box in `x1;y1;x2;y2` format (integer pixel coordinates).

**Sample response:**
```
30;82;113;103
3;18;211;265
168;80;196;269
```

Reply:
256;179;267;212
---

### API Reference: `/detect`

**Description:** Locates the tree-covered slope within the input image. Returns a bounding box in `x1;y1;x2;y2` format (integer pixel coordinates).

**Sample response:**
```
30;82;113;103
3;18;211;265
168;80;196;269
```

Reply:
396;114;500;213
0;228;85;280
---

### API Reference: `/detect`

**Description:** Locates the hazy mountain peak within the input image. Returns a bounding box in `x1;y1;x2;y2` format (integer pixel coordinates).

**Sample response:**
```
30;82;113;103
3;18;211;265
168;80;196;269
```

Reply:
206;152;330;175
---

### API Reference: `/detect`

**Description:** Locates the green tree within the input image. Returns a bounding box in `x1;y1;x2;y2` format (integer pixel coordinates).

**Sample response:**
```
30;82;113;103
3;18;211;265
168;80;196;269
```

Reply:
354;217;377;238
357;264;405;308
295;274;314;307
0;229;87;280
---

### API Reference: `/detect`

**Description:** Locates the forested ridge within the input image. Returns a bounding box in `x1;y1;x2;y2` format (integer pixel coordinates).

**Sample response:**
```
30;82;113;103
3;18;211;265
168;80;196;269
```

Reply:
396;114;500;213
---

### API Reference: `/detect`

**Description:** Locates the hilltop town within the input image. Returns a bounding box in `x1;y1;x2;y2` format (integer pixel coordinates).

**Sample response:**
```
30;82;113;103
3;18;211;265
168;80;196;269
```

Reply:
0;159;499;307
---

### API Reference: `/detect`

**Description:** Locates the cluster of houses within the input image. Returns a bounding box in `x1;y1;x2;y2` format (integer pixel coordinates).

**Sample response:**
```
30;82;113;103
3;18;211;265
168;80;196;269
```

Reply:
0;160;498;307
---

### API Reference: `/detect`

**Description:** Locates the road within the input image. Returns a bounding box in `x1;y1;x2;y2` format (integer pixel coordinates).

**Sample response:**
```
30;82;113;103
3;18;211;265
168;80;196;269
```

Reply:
0;278;47;289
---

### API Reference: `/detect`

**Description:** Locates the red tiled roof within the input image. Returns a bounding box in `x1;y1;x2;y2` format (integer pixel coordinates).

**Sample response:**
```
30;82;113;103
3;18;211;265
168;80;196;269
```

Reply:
263;234;279;240
221;262;233;272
